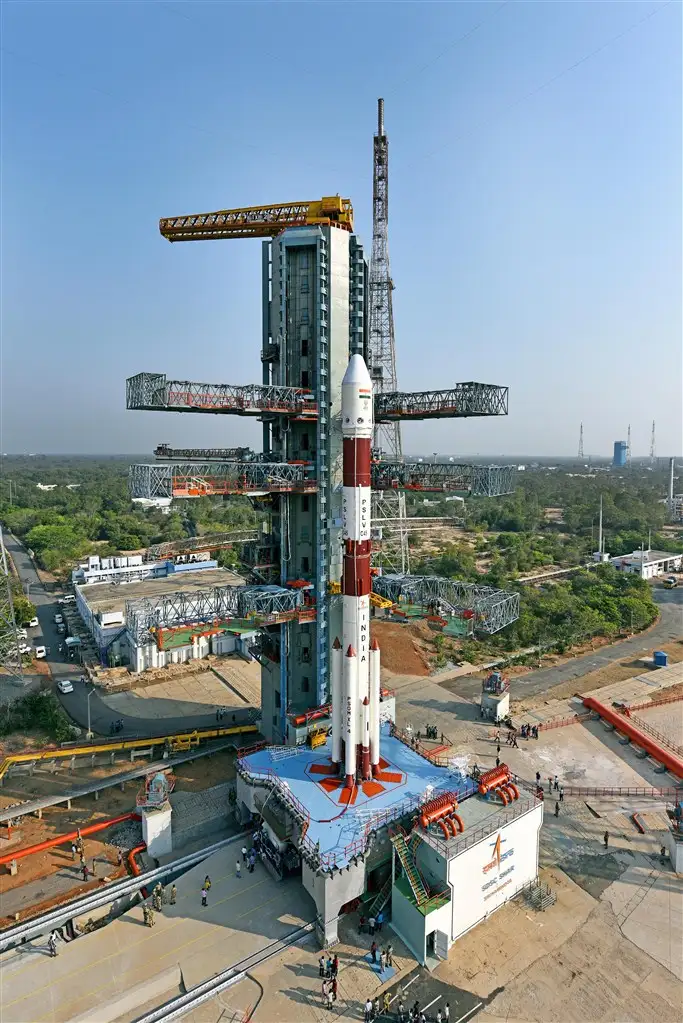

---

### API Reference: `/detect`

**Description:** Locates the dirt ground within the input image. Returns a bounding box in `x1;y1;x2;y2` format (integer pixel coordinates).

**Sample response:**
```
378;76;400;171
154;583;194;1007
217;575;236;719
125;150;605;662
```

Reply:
0;748;237;909
371;619;432;676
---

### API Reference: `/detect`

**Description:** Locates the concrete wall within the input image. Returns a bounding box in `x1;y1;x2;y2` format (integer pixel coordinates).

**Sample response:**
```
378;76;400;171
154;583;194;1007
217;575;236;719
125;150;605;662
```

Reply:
391;884;427;963
303;857;365;947
448;802;543;941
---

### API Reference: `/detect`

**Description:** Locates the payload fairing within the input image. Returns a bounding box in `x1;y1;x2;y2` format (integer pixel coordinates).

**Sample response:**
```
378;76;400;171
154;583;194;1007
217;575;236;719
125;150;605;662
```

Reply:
331;355;382;789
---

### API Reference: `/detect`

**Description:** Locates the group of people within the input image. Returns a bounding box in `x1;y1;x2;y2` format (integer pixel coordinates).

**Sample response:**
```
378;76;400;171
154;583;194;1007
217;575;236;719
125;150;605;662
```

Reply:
215;708;237;722
369;941;394;972
109;719;124;734
364;996;451;1022
236;845;258;877
319;954;339;1009
358;910;384;935
143;882;177;925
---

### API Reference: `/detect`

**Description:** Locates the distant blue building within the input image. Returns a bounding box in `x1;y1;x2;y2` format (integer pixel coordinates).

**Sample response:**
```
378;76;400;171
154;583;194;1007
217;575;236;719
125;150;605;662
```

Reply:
613;441;627;467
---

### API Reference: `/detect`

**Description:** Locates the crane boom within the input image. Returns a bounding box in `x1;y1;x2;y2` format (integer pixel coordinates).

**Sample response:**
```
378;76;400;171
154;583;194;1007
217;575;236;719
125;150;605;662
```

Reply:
160;196;353;242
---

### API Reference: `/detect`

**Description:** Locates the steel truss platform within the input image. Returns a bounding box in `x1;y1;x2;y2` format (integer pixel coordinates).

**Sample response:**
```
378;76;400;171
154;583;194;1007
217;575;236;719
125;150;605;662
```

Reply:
129;462;315;499
126;374;317;418
374;462;515;497
126;584;307;646
373;574;520;634
376;383;508;421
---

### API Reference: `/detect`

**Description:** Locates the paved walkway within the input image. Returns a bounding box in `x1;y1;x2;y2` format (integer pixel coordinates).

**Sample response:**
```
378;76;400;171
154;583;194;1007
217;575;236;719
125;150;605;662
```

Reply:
0;842;315;1023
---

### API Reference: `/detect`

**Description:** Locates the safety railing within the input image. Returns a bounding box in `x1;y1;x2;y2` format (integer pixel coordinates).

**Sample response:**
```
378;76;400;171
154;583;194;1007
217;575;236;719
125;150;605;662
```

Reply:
626;714;683;758
626;692;683;712
537;712;592;731
419;796;539;859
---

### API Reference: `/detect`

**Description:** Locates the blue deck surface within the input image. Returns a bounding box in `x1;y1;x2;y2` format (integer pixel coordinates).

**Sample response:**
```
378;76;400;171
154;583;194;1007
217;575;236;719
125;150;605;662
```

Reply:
242;724;478;867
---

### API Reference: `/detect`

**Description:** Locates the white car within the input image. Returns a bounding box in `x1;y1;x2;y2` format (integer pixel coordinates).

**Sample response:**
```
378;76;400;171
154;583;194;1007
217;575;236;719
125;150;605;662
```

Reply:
54;614;64;625
34;646;47;659
19;643;32;655
17;629;28;640
28;617;39;628
57;679;74;694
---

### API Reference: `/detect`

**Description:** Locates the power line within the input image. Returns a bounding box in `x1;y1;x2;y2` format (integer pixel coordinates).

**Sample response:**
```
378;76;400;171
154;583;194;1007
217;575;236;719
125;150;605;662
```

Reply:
415;0;675;167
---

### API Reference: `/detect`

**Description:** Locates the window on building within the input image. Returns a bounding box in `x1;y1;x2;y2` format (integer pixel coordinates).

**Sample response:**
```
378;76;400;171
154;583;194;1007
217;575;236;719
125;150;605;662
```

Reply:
301;310;309;323
301;677;310;693
301;338;309;356
302;555;310;573
302;495;310;512
301;433;309;451
275;691;281;709
300;276;309;294
302;647;311;663
301;370;309;388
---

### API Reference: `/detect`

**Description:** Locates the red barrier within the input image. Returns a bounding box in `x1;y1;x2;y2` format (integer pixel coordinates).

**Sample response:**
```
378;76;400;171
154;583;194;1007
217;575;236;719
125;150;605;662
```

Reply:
0;812;141;866
583;697;683;779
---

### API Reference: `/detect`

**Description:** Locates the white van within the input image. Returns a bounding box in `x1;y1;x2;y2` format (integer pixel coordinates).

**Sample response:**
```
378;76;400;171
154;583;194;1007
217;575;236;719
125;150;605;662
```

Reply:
34;646;47;659
60;595;77;604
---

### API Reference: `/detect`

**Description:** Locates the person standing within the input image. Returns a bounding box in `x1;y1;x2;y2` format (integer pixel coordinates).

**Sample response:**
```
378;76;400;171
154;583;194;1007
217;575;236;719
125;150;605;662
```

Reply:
70;842;77;861
241;845;248;862
236;860;241;878
495;756;500;768
368;915;376;936
555;801;559;817
553;775;559;791
331;954;339;977
444;1003;450;1022
48;931;58;957
81;864;89;883
386;943;394;967
559;786;564;802
358;914;366;934
376;909;384;932
604;830;609;849
370;940;378;963
364;998;373;1022
331;977;338;1002
201;887;208;907
170;884;177;905
319;955;326;978
326;987;333;1011
379;949;386;973
398;999;406;1022
383;992;391;1015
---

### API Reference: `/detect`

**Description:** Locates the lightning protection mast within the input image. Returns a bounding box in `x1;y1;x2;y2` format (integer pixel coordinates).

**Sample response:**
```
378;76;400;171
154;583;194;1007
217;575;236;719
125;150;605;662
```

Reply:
369;98;409;574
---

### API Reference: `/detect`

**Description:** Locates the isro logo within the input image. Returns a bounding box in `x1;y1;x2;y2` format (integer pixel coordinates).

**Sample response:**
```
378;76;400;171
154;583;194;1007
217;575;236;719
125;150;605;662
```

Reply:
482;834;514;874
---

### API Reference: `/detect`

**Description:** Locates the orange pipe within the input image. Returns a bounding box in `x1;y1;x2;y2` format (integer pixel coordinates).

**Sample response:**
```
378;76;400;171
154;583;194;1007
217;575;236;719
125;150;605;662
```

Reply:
0;812;141;866
583;696;683;778
496;786;510;806
477;764;511;795
128;841;148;897
451;813;464;834
437;819;450;839
507;782;519;800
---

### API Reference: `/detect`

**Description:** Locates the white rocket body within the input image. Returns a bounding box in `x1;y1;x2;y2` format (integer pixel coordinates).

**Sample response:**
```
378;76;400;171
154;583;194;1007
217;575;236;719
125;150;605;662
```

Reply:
331;354;382;787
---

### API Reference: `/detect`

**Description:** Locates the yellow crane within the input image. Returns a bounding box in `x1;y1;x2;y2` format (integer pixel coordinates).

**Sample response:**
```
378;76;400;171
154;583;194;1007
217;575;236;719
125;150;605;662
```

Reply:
160;196;353;243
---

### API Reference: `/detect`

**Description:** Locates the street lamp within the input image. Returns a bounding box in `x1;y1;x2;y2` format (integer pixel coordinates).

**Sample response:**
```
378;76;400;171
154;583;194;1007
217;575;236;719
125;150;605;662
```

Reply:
86;687;96;739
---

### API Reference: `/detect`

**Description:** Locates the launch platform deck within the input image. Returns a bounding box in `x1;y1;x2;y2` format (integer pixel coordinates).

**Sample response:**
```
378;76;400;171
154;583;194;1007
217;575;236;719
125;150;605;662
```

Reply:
241;725;479;868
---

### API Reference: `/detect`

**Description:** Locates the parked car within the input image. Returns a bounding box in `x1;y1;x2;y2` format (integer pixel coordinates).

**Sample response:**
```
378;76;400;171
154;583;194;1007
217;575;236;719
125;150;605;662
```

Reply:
17;629;27;640
19;643;32;655
56;623;67;635
57;679;74;694
54;614;64;625
59;595;76;604
34;646;47;659
28;617;39;628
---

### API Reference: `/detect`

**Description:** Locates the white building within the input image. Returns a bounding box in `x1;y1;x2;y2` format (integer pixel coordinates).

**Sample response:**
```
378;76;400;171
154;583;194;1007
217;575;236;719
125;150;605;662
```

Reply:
610;549;682;580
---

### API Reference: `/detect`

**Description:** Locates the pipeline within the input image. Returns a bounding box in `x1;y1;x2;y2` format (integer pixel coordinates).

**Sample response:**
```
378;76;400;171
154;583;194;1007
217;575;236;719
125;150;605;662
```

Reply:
583;696;683;779
496;786;510;806
128;842;148;897
451;812;464;833
419;792;459;829
0;812;141;867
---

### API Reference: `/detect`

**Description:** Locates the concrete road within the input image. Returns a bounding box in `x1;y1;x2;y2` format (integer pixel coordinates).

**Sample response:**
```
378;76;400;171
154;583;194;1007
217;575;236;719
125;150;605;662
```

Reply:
1;532;257;738
447;586;683;702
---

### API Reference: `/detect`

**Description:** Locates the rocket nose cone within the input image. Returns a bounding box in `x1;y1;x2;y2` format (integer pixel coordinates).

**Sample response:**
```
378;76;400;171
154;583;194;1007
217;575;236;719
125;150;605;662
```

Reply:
371;638;380;651
342;354;372;390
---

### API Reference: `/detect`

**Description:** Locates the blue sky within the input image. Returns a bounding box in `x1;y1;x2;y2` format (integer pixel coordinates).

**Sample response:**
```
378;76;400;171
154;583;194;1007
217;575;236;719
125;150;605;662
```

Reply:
2;0;680;457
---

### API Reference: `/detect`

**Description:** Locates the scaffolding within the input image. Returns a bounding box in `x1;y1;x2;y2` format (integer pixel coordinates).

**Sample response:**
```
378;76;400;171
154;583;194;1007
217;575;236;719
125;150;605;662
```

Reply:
129;462;315;499
375;383;509;422
373;574;520;634
126;374;317;418
146;530;259;560
373;462;515;497
126;584;306;646
154;444;259;461
159;196;354;242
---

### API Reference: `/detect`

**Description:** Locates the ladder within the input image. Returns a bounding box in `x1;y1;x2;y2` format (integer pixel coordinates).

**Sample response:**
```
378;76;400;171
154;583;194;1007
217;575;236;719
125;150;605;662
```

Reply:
367;875;392;919
390;830;429;905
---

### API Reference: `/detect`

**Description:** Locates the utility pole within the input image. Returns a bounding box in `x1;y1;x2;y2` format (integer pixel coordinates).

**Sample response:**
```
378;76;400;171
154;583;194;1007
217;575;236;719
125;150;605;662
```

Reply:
626;424;631;468
650;420;656;465
369;98;409;574
578;423;584;461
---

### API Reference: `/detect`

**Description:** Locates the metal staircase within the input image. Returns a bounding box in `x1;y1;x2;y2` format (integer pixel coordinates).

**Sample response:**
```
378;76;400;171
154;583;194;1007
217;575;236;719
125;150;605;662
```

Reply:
367;875;392;919
390;828;429;905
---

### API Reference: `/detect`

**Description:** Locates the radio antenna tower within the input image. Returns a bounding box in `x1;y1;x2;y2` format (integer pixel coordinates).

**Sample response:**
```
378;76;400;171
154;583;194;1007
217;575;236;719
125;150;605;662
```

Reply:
0;525;22;681
369;98;409;573
627;423;632;468
650;420;656;465
578;422;584;460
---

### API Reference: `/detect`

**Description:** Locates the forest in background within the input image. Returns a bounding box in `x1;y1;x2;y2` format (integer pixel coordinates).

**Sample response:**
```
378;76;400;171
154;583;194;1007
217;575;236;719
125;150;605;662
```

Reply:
1;456;678;663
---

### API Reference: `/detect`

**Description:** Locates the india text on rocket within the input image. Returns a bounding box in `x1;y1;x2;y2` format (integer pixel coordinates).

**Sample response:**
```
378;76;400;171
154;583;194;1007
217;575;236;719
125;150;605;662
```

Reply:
331;354;382;789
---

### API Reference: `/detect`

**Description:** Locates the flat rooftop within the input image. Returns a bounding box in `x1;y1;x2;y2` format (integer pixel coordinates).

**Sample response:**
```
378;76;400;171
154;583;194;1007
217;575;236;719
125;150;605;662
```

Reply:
79;567;244;615
241;724;480;870
614;550;680;564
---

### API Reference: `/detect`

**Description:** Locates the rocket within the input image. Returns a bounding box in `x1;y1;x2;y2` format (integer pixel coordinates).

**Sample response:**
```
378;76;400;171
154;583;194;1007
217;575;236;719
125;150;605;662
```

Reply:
331;354;382;788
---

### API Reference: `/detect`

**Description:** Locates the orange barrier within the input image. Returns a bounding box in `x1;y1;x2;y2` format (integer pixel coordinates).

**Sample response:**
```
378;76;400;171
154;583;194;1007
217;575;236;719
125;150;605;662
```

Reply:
583;696;683;779
0;812;141;867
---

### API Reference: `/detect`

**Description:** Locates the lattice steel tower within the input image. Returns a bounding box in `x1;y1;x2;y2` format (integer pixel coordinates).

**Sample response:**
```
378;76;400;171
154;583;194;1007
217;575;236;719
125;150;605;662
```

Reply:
369;98;409;574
